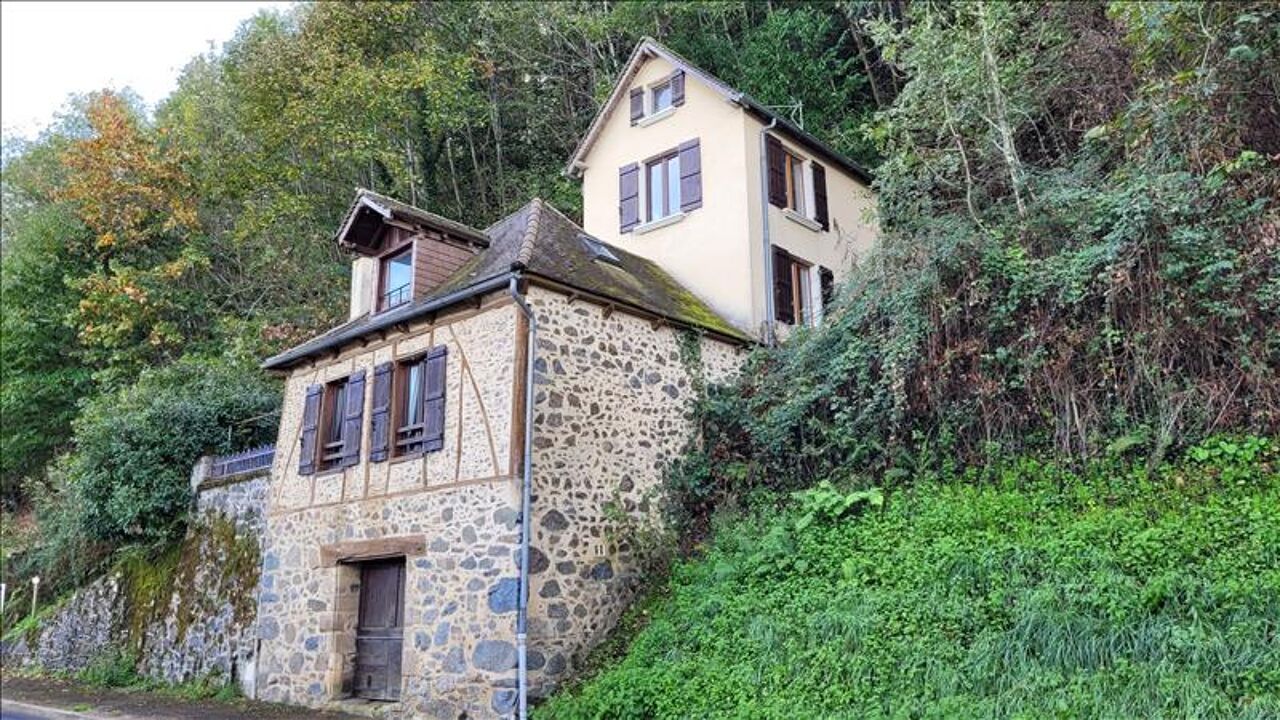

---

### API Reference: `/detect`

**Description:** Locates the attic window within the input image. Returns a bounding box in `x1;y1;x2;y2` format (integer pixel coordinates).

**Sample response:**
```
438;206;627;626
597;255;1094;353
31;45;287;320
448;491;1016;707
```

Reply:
580;235;622;266
380;248;413;311
651;81;673;113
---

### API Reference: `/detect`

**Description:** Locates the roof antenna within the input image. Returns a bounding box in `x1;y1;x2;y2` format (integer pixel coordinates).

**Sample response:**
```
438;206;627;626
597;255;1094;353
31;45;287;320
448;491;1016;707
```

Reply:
764;101;804;129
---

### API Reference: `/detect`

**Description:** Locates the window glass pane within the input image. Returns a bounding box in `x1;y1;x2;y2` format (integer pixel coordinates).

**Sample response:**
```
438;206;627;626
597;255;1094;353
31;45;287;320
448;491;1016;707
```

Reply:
787;155;805;213
404;363;424;426
648;161;663;220
666;156;680;213
795;265;813;326
652;83;672;112
329;384;346;443
382;250;412;309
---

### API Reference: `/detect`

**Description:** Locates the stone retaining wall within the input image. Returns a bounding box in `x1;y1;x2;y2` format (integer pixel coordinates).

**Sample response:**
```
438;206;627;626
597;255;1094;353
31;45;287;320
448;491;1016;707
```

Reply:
1;464;267;696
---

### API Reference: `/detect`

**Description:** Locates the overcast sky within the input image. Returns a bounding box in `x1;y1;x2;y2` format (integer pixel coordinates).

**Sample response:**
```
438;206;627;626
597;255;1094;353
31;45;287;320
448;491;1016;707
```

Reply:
1;1;292;140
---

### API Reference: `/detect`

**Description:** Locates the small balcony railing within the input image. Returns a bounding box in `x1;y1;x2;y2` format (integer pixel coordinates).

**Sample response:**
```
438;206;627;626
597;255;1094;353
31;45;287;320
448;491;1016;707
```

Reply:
209;444;276;480
381;283;411;311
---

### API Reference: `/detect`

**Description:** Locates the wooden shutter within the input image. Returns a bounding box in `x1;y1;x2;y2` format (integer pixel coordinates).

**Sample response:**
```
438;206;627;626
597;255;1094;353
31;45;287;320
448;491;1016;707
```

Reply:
765;135;786;208
423;346;448;453
619;163;640;232
812;162;829;230
340;369;366;467
369;362;393;463
772;247;795;325
819;266;835;310
678;139;702;212
299;384;322;475
671;70;686;107
629;88;644;125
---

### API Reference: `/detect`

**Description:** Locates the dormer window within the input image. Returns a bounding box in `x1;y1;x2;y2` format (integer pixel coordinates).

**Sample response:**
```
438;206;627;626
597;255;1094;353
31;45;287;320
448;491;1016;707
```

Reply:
380;247;412;311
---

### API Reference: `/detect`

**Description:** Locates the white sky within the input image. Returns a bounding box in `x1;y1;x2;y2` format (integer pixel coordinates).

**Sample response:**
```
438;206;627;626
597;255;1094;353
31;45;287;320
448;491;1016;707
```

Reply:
1;1;292;140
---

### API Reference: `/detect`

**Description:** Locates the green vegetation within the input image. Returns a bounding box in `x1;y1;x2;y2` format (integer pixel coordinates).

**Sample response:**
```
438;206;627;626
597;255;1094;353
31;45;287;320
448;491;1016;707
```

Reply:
538;438;1280;719
667;1;1278;526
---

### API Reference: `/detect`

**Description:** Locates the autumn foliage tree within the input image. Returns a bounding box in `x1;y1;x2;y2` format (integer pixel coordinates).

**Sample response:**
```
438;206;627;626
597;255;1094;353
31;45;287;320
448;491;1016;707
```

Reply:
56;92;206;382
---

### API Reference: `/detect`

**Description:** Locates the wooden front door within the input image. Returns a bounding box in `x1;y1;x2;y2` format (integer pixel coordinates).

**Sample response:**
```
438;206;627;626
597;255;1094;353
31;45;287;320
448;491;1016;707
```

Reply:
354;559;405;701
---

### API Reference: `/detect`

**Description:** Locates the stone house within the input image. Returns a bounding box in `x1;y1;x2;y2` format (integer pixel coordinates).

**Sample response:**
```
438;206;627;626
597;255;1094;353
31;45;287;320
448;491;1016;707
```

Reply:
254;38;875;719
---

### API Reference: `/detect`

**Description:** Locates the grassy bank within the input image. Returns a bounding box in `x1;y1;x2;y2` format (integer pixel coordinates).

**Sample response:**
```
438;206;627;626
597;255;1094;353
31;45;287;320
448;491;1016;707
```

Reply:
537;439;1280;719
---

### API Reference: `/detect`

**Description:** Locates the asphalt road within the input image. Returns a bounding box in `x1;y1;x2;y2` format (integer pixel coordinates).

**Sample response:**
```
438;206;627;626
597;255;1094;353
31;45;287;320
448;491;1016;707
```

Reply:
1;701;85;720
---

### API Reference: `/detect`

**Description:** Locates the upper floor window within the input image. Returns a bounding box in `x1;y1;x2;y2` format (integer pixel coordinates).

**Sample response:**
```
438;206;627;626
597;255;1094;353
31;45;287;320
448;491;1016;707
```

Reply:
773;246;815;327
298;370;365;475
319;379;349;470
651;80;673;113
389;345;450;456
646;152;681;222
766;135;830;231
380;247;412;311
629;70;685;126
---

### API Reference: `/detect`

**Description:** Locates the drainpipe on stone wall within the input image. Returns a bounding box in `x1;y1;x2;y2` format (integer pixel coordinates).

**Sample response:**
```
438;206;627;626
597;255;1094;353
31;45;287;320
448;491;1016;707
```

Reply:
508;275;538;720
759;117;779;346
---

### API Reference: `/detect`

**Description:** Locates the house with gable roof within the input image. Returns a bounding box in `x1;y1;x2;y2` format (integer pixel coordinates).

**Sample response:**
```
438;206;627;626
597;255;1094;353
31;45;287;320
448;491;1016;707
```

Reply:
253;38;876;719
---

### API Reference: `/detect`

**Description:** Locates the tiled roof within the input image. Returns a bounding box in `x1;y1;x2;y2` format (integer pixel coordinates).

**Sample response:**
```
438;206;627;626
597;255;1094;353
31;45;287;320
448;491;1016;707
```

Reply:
263;196;749;370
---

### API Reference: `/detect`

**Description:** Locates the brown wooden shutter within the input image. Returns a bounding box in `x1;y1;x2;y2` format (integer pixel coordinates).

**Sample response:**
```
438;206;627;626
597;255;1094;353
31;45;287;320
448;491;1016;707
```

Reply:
369;362;393;462
812;162;829;230
765;135;786;208
423;346;448;453
629;88;644;125
299;384;322;475
678;139;702;212
619;163;640;232
671;70;686;106
819;266;835;310
772;247;795;325
340;369;366;467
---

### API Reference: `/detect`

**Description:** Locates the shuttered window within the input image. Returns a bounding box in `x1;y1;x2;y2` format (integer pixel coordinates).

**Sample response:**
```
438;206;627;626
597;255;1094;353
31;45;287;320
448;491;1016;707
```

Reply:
619;163;640;232
369;362;393;462
819;266;835;310
391;346;447;457
298;384;323;475
678;139;702;212
773;246;814;326
812;162;829;231
766;135;787;208
308;370;365;472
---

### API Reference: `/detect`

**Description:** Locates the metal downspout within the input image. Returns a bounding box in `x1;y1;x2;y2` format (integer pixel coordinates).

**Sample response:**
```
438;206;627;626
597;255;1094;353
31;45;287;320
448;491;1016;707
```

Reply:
509;276;537;720
759;117;779;346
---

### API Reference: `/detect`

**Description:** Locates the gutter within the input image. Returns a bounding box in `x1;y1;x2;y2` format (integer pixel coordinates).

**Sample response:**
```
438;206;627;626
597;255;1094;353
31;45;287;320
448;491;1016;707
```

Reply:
508;275;538;720
759;118;779;346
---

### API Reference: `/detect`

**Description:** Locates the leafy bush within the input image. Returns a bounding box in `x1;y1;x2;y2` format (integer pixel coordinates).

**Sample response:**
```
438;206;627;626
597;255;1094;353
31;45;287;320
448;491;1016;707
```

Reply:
538;440;1280;719
24;354;278;586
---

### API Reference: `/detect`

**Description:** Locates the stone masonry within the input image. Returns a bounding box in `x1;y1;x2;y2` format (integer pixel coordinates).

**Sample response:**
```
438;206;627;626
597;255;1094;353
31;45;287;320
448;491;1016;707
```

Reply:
254;283;743;718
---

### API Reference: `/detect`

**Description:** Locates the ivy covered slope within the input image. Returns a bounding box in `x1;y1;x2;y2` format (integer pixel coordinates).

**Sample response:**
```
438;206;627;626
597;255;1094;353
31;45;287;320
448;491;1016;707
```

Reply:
538;439;1280;719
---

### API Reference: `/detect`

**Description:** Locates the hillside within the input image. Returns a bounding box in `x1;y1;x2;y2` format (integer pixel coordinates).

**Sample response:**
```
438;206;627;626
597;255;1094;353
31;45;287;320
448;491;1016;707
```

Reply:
537;439;1280;719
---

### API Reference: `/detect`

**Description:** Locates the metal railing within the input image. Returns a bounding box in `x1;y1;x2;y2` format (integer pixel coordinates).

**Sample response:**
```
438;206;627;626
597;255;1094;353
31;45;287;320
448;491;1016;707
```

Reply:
208;444;276;479
381;283;411;311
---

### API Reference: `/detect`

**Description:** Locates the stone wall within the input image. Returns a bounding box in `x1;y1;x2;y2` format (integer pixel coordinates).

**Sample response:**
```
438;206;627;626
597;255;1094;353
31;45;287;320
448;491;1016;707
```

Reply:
1;465;267;695
521;285;744;697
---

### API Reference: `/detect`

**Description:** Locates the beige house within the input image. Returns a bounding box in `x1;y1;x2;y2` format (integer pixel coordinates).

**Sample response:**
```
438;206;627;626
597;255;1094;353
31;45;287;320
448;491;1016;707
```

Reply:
569;38;877;341
254;39;875;720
